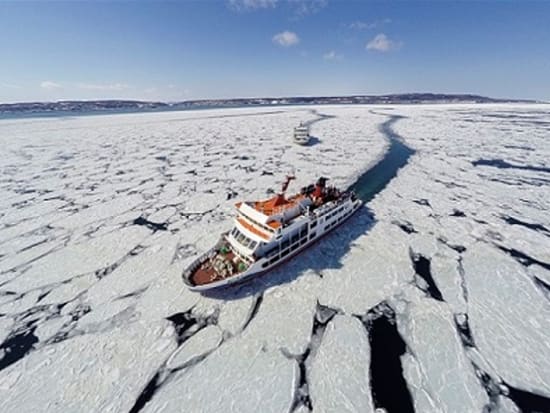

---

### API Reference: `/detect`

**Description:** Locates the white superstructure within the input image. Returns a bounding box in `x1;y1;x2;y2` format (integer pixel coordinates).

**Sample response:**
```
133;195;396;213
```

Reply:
183;176;362;291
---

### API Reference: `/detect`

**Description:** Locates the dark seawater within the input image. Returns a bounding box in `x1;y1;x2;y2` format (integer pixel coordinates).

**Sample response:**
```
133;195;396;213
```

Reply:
472;159;550;174
350;114;415;203
368;315;415;413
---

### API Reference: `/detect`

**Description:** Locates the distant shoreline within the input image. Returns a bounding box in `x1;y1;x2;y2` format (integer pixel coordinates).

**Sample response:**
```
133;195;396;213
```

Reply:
0;93;540;120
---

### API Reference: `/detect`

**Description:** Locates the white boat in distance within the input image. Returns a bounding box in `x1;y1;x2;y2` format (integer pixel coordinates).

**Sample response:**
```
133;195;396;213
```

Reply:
182;176;363;291
293;123;310;145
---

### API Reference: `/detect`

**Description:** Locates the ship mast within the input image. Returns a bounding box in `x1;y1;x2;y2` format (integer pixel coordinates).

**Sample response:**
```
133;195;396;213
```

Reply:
281;174;295;194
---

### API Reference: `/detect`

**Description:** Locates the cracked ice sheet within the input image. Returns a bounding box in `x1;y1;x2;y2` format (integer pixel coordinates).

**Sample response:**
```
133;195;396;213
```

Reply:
2;103;550;412
53;193;145;230
166;325;223;369
429;253;468;313
3;226;150;292
366;104;550;407
462;243;550;396
83;231;179;307
236;273;322;355
316;218;414;314
0;320;176;413
392;291;488;413
0;105;388;412
143;334;297;413
309;315;374;413
136;263;201;323
0;238;62;275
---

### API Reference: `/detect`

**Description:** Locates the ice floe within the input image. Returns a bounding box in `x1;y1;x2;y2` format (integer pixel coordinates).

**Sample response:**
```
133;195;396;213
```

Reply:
1;103;549;412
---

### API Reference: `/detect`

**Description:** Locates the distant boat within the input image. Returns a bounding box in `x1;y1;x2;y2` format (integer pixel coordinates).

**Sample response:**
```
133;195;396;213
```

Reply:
182;176;362;291
293;122;310;145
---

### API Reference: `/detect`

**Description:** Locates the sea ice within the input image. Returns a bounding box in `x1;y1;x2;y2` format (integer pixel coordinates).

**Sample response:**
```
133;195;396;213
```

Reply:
1;103;549;412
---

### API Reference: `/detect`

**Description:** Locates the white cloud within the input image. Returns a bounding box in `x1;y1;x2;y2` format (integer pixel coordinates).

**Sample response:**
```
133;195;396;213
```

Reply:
40;81;62;91
366;33;401;52
272;30;300;47
289;0;327;16
228;0;278;10
76;82;130;91
323;50;342;61
349;18;391;30
228;0;326;16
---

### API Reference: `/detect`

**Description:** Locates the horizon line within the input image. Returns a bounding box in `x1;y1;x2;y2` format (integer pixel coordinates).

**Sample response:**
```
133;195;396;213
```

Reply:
0;92;543;106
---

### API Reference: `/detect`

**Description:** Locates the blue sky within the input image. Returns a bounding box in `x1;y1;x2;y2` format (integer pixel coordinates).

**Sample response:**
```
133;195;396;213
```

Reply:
1;0;549;103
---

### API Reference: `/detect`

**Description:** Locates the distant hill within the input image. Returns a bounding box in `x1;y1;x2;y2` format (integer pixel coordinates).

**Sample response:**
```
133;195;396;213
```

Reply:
0;100;169;115
0;94;536;115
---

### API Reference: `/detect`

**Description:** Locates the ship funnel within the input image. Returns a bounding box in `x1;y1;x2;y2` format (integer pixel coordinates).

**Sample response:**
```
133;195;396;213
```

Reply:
313;177;328;198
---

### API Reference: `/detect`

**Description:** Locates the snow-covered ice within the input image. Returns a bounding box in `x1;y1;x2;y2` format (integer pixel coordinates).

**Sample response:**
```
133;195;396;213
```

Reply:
1;104;550;412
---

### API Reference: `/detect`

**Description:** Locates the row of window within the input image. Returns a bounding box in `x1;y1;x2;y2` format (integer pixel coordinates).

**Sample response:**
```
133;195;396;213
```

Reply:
324;205;347;221
262;236;310;268
259;207;354;269
324;208;353;231
261;228;321;268
262;225;309;261
308;205;346;230
230;227;258;250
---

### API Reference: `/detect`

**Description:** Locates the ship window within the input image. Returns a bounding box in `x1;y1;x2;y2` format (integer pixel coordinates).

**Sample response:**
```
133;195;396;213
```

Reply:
309;232;316;240
281;239;290;250
281;248;289;257
262;262;269;268
264;245;277;257
311;221;317;229
291;233;300;244
233;230;257;250
269;256;279;265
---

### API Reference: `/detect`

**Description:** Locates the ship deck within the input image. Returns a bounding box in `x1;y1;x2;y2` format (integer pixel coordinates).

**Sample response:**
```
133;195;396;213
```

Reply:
191;249;242;286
